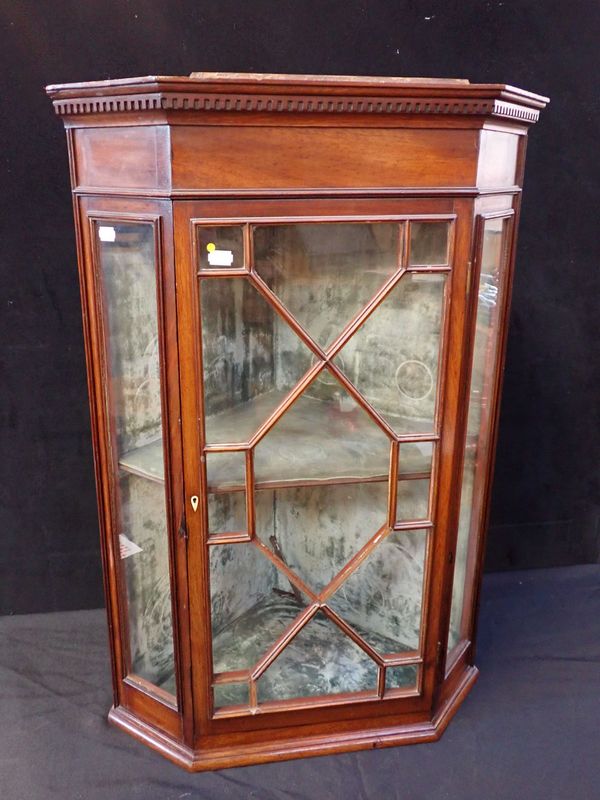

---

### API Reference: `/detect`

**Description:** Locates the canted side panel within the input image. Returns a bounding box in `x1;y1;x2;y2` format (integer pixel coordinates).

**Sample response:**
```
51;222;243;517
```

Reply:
73;126;171;191
445;210;516;667
170;126;479;190
476;129;520;189
75;196;185;741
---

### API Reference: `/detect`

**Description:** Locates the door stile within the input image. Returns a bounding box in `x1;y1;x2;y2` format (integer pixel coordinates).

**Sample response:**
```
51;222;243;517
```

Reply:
159;200;194;743
420;197;477;705
173;201;214;740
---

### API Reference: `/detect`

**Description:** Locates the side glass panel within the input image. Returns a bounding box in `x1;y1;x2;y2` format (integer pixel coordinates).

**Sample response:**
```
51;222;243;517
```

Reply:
96;221;176;699
447;216;511;658
197;218;451;713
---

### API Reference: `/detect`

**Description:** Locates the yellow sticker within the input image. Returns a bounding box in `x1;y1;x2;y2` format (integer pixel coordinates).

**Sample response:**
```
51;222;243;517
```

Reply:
206;242;216;252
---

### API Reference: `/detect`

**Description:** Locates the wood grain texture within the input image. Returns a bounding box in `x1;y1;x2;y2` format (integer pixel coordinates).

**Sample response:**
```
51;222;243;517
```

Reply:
73;126;171;190
171;126;478;190
107;663;478;771
46;73;548;125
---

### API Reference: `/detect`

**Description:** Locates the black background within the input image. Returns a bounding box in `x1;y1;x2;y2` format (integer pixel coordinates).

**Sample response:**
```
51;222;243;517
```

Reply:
1;0;598;615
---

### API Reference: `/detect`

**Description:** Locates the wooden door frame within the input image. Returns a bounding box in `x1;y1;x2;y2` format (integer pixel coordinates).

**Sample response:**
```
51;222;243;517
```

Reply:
172;195;476;749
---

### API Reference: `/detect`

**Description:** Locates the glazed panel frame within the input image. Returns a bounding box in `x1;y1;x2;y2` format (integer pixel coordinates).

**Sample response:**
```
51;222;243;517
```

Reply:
173;196;476;745
75;195;190;739
443;200;520;680
199;217;448;713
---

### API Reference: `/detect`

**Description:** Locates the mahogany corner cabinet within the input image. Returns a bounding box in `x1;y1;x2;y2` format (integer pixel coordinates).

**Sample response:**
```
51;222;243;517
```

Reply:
47;72;547;771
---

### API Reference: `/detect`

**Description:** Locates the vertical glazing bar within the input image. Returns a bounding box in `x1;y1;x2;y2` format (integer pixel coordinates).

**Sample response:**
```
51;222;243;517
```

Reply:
388;440;399;526
245;448;256;538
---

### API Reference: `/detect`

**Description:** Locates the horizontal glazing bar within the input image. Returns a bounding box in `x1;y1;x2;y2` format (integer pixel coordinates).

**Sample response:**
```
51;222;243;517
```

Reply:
207;532;252;545
197;268;249;277
213;669;251;684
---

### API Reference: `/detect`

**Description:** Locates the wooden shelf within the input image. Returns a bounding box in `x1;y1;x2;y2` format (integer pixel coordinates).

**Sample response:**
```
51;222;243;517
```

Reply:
119;394;432;492
119;439;165;484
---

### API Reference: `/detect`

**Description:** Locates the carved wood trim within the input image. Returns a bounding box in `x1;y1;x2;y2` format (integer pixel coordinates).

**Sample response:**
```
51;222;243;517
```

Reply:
50;91;542;123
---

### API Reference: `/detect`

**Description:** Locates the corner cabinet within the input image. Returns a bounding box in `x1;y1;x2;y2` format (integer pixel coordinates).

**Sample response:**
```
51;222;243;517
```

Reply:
47;73;547;770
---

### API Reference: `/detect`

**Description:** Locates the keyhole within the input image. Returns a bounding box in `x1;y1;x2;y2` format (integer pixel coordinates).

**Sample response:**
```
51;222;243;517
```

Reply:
190;495;199;512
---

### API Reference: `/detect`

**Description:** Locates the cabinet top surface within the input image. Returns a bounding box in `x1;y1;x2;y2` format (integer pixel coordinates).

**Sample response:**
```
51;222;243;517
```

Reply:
46;72;548;123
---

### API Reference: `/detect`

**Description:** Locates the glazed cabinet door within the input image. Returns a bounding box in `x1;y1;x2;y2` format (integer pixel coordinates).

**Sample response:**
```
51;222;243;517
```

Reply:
77;197;185;736
174;199;472;738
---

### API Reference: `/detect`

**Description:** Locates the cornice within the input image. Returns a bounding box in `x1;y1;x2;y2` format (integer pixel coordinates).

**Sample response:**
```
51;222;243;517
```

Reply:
46;73;549;124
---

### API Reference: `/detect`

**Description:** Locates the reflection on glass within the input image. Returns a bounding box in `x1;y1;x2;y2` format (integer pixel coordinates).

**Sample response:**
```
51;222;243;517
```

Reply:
257;611;378;702
206;451;246;534
448;217;508;655
98;222;175;697
328;530;428;654
333;274;446;433
200;277;313;444
254;223;399;348
385;665;419;692
210;543;308;674
197;225;244;270
397;442;433;522
409;221;450;265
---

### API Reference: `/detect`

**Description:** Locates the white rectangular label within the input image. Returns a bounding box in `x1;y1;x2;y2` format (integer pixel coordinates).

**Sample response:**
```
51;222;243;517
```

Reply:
207;249;234;267
98;226;116;243
119;534;143;559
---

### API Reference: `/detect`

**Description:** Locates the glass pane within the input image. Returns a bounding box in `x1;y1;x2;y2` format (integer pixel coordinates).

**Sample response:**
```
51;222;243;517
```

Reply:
200;277;313;444
213;682;248;709
448;217;509;654
327;530;428;654
409;221;450;265
255;482;388;595
254;223;400;348
397;442;433;522
197;225;244;270
257;611;378;702
333;273;446;434
254;370;390;486
206;451;246;534
97;222;175;697
210;543;309;674
385;665;419;692
254;372;390;594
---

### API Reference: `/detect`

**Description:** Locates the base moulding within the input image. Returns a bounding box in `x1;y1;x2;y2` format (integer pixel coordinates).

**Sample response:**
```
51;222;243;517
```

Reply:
108;664;479;771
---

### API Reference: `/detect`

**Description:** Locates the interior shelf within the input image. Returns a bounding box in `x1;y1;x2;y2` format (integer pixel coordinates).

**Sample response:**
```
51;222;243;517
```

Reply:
119;438;165;483
119;393;433;491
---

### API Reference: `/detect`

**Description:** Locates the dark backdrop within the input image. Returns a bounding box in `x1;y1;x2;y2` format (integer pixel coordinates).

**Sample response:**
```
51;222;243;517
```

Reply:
1;0;598;614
